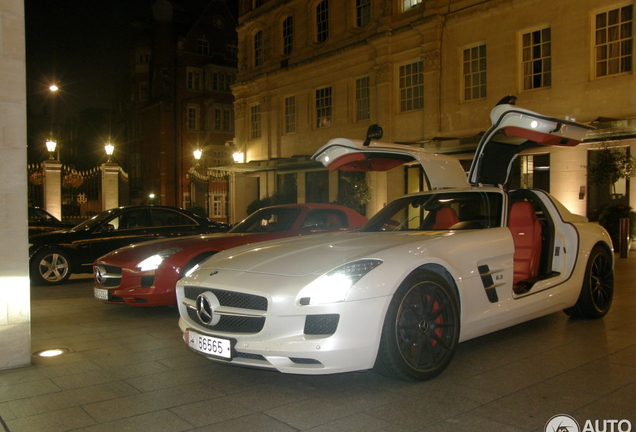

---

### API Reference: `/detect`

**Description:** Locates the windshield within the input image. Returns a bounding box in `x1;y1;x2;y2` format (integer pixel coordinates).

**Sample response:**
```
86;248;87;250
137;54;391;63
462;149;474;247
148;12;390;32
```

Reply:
229;208;302;233
361;191;504;232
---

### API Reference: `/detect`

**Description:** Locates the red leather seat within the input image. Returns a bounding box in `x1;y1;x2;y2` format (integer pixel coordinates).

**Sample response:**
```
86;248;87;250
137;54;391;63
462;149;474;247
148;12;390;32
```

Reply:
509;201;542;284
433;207;460;229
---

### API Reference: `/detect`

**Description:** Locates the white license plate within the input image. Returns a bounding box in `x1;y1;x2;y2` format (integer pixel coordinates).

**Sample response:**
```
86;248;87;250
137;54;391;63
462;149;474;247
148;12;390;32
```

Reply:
94;288;108;300
186;329;232;359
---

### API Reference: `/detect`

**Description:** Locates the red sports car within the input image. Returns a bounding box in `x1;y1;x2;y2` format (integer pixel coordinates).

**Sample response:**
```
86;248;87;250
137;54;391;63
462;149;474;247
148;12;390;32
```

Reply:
93;203;367;306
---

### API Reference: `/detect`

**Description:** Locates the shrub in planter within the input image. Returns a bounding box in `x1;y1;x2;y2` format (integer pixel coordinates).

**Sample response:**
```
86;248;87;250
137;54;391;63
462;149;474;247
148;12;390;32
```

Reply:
598;205;636;251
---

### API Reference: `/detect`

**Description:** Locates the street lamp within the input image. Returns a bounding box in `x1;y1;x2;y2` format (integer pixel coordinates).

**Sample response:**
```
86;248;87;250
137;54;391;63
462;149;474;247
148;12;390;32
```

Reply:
45;139;57;160
49;84;59;92
193;148;202;164
104;142;114;162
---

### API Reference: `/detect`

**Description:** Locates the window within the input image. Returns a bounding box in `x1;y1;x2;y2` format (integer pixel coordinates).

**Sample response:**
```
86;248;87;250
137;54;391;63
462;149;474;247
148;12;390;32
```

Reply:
522;28;551;90
402;0;422;12
355;77;371;121
211;71;234;92
136;49;150;64
214;108;222;130
316;1;329;43
254;30;264;66
187;68;202;90
463;44;487;101
187;106;199;131
227;44;238;60
139;82;148;101
356;0;371;27
595;5;633;77
197;39;210;55
251;104;261;139
285;96;296;133
212;195;226;218
283;16;294;56
223;109;231;132
316;86;332;128
399;61;424;111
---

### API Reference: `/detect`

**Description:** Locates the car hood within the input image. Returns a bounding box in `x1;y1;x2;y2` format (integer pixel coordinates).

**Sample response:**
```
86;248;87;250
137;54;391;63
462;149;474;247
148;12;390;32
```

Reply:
198;231;449;277
97;232;262;264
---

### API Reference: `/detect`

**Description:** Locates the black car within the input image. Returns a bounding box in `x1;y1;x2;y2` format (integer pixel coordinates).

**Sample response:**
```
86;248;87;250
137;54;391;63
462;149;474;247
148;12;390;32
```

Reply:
29;206;230;285
28;207;74;235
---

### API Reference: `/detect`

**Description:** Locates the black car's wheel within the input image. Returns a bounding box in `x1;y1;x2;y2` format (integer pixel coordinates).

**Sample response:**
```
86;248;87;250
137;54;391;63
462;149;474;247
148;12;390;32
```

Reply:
374;269;460;381
564;245;614;319
30;249;72;285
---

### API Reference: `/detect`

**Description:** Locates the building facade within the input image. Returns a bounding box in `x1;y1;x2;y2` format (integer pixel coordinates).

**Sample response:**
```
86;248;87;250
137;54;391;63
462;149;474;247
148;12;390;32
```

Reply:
123;0;238;218
231;0;636;221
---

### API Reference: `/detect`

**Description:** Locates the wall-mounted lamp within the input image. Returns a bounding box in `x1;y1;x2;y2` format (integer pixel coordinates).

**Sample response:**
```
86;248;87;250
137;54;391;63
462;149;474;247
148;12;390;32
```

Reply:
232;152;245;163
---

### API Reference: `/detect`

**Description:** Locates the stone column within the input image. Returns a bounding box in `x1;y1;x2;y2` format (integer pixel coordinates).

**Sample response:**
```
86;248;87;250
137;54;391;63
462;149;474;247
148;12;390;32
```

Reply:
101;162;120;211
0;0;30;370
42;159;62;220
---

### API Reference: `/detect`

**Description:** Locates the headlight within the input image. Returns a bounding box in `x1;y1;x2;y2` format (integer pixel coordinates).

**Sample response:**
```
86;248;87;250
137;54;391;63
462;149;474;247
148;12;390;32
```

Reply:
136;248;182;271
300;259;382;305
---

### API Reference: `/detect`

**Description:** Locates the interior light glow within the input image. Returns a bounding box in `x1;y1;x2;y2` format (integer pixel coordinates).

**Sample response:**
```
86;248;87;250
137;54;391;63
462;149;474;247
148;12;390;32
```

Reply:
530;120;539;129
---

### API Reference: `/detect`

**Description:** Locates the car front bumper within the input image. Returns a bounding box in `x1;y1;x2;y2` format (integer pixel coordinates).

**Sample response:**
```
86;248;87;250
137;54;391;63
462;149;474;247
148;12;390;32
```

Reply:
178;294;390;375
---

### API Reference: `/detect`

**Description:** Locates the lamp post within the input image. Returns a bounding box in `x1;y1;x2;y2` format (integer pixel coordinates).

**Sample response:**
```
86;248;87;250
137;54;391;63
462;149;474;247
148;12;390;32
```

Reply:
104;142;114;162
45;139;57;160
193;148;202;166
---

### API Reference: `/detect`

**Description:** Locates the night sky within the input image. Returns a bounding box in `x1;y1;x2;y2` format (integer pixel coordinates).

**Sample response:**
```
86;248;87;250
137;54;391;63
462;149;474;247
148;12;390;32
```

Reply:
25;0;156;118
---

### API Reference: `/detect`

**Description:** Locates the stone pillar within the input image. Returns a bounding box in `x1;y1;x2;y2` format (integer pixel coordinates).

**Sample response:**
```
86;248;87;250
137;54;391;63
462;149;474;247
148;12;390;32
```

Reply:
101;162;120;211
42;159;62;220
0;0;31;370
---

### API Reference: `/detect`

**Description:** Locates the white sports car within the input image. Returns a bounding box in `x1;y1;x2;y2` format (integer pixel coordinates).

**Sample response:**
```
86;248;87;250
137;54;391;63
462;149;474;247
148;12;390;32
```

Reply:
176;103;614;381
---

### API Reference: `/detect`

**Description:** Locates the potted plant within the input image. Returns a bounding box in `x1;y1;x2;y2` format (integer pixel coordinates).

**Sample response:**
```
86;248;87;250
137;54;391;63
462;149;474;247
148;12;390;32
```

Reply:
598;205;636;251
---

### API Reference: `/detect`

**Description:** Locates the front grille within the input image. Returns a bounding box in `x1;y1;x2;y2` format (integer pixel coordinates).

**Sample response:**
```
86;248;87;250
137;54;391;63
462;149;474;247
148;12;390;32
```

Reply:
184;286;267;311
304;314;340;335
186;308;265;333
96;264;122;288
184;286;268;334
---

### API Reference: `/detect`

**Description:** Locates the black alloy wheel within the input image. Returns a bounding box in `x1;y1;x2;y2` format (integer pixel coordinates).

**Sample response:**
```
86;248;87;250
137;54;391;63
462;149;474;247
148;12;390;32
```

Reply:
564;245;614;319
374;270;460;381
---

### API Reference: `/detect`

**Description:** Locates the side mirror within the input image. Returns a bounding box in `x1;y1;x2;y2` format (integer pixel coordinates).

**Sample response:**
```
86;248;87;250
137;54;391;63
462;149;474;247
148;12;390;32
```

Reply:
362;124;383;147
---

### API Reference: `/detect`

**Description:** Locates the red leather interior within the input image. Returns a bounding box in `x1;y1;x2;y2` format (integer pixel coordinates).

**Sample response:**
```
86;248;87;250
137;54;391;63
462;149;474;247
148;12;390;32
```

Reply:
509;201;542;284
433;207;460;229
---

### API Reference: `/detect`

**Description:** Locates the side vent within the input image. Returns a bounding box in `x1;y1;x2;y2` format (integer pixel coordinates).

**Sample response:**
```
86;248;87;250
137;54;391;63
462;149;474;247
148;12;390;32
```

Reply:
478;264;504;303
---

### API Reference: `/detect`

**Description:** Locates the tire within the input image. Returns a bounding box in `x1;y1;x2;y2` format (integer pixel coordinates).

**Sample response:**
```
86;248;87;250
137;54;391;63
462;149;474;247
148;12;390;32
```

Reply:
564;245;614;319
30;249;72;285
374;270;460;381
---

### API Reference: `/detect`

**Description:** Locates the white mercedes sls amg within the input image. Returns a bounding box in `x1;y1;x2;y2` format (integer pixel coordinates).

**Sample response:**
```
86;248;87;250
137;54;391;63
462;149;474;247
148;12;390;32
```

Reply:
176;103;614;381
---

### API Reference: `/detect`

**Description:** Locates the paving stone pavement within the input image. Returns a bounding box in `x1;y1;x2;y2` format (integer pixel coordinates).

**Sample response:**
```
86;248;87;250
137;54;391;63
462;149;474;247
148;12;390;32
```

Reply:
1;255;635;432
